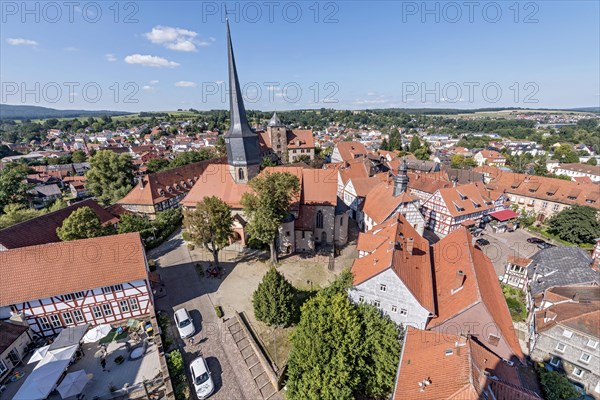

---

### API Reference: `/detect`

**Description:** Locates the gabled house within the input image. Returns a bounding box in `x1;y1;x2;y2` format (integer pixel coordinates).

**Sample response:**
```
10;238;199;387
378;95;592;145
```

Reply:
474;149;507;167
421;182;496;236
360;161;425;235
0;233;153;337
0;320;31;382
427;228;525;364
331;141;368;163
529;287;600;397
393;327;540;400
502;256;533;290
349;214;434;327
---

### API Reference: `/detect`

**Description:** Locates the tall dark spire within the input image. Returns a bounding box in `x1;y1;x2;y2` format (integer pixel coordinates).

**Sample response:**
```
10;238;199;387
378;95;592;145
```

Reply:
393;158;409;197
225;18;253;138
223;19;261;173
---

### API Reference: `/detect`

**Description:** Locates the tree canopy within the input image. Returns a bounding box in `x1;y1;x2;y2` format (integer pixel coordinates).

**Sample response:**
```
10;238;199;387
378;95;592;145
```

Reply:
56;206;108;241
118;213;154;240
286;272;402;400
252;267;298;327
552;144;579;163
241;172;300;263
538;367;579;400
548;205;600;244
0;163;31;211
184;196;233;267
85;150;135;205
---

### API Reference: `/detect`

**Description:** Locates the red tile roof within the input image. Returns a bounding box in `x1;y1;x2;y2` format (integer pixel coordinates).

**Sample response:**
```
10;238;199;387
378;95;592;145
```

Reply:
119;158;225;206
362;183;417;224
180;163;249;209
478;149;505;161
352;214;434;313
534;301;600;337
428;228;525;361
475;165;600;209
334;141;368;162
287;130;315;149
0;233;148;306
394;327;534;400
0;199;117;250
489;209;520;222
435;183;495;217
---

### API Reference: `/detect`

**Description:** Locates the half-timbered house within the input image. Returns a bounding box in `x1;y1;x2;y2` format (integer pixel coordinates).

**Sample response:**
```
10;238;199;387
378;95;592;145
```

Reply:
0;233;153;337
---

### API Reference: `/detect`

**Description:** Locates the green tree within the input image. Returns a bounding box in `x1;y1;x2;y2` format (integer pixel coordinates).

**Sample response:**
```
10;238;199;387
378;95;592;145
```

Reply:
241;172;300;263
0;163;31;211
118;213;153;240
0;204;46;229
252;267;298;326
587;157;597;166
184;196;233;267
56;206;107;241
409;135;421;152
48;199;68;212
357;303;402;399
538;367;579;400
215;135;226;157
548;205;600;244
170;148;215;168
145;158;170;173
388;129;401;151
71;150;87;163
379;138;389;151
287;291;363;400
261;156;277;168
553;144;579;163
413;146;430;161
86;150;135;205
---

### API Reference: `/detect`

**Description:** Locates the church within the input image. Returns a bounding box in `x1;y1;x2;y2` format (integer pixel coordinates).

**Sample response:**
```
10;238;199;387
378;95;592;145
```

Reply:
180;21;348;254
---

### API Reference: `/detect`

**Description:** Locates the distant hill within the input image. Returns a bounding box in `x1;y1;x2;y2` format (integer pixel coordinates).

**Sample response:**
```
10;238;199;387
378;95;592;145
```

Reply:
0;104;133;120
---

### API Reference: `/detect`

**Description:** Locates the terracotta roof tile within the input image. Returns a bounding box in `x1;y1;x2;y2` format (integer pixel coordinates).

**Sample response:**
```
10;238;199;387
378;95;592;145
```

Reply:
534;301;600;337
428;228;525;361
0;233;148;306
287;130;315;149
334;141;368;162
362;183;417;224
436;183;496;217
0;199;117;250
352;214;434;312
394;328;534;400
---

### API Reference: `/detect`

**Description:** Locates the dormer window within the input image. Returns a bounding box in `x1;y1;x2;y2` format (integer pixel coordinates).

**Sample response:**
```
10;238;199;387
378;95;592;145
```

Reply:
158;189;165;196
167;186;173;193
174;184;180;190
453;202;465;212
471;200;481;208
457;191;467;201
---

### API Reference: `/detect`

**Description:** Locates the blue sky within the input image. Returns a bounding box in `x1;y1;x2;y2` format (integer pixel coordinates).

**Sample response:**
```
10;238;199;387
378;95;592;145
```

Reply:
1;1;599;112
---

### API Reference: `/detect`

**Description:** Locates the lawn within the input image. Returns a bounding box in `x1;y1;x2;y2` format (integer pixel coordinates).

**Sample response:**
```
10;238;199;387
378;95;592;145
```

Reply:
502;284;527;322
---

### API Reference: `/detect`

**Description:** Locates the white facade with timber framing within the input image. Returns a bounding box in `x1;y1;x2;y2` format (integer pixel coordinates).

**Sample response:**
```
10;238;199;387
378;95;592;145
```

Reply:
421;182;495;236
0;233;153;338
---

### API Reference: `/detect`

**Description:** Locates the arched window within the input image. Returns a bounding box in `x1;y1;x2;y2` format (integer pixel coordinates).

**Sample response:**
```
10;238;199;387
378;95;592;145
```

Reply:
316;210;324;229
238;168;245;181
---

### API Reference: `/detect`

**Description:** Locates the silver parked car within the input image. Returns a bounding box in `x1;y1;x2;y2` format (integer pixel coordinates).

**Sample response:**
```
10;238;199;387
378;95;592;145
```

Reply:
190;357;215;399
174;308;195;339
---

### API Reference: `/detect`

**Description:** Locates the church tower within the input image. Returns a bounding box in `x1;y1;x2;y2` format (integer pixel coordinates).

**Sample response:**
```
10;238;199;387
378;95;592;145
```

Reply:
224;19;261;184
267;112;288;163
393;158;409;197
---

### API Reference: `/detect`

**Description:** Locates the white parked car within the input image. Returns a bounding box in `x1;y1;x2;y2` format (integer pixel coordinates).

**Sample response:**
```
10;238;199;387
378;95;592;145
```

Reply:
190;357;215;399
174;308;195;339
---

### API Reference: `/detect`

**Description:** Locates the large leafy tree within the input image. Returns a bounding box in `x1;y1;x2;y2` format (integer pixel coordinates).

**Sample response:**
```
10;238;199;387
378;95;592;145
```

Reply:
252;267;298;327
169;148;216;168
241;172;300;263
287;272;402;400
0;163;31;211
118;213;154;240
409;135;421;152
0;204;46;229
553;144;579;163
184;196;233;267
71;150;87;163
145;158;170;173
86;150;135;205
548;205;600;244
57;206;107;241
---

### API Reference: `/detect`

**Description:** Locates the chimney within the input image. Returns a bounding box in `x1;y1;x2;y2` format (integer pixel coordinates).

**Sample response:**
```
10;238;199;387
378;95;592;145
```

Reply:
405;237;414;254
452;270;465;293
543;310;557;322
139;176;145;189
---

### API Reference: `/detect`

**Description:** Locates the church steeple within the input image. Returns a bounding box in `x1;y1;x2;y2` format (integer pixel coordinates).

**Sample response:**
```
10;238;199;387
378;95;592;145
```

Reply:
393;158;409;197
223;19;261;183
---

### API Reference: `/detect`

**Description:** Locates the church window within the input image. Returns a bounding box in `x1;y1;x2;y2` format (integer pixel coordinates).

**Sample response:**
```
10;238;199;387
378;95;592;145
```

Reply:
316;210;324;229
238;168;245;181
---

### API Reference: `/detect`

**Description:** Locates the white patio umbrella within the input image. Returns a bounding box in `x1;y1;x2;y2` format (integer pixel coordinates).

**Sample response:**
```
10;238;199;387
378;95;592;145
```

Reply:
27;345;50;364
82;324;112;343
57;370;90;399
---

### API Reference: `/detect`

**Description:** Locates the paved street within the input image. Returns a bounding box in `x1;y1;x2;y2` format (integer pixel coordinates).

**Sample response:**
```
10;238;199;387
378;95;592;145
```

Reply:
149;231;264;400
475;227;543;276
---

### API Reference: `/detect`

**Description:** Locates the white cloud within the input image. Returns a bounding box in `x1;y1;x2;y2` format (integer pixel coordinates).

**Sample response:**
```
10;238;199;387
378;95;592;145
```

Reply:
144;26;213;52
149;80;160;85
143;85;156;92
105;53;117;62
7;38;38;46
215;80;224;85
175;81;197;88
124;54;180;68
64;46;78;52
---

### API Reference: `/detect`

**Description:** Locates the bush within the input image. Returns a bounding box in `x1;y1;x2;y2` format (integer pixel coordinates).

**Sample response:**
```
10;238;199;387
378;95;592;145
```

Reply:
166;349;190;400
537;366;579;400
214;305;223;318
